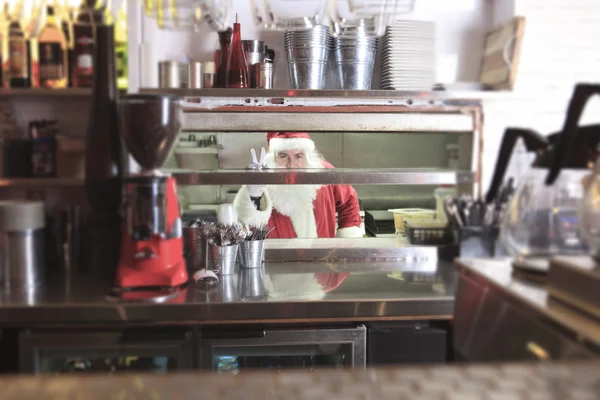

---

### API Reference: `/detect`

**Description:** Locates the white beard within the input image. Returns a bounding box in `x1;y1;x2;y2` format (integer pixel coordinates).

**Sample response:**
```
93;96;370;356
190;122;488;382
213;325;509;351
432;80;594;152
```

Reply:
267;184;320;217
264;150;323;217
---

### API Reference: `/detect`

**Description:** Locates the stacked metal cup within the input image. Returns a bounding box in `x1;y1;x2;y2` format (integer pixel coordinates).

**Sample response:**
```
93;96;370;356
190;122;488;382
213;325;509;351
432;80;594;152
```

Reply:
332;32;377;90
285;25;331;89
208;244;238;275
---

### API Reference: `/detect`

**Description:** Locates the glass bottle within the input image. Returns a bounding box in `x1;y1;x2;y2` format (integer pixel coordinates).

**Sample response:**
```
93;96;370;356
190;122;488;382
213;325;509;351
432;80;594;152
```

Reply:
72;0;96;87
0;5;6;87
60;7;75;87
226;14;248;88
84;24;123;214
8;4;31;88
38;5;68;88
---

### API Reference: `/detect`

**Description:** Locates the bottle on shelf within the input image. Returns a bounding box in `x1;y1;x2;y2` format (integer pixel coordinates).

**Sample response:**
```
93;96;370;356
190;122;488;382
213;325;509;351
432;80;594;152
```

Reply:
38;5;68;88
8;3;31;88
0;4;8;87
60;7;75;87
72;0;96;87
226;14;249;88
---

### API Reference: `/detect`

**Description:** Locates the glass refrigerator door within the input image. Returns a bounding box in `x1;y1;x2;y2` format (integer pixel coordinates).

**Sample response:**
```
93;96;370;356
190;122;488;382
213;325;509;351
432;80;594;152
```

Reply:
19;330;194;373
201;326;366;373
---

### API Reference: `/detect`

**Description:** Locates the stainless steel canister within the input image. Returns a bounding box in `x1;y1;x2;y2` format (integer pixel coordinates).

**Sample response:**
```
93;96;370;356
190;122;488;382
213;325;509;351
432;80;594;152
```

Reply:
254;62;273;89
0;201;45;290
242;40;265;87
187;61;203;89
159;61;186;88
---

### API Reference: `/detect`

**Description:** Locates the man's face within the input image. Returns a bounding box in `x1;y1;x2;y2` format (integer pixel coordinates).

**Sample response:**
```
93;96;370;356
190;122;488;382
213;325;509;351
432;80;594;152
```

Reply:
275;149;308;168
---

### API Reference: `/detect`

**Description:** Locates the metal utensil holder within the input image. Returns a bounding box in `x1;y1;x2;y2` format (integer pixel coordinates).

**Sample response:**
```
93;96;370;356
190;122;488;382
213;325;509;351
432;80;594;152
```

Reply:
459;225;507;258
208;244;239;275
183;226;206;272
238;240;265;269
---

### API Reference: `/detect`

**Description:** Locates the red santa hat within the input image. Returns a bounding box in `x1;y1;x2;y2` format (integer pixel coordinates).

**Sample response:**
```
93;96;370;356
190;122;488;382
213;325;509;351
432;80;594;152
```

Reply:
266;132;316;153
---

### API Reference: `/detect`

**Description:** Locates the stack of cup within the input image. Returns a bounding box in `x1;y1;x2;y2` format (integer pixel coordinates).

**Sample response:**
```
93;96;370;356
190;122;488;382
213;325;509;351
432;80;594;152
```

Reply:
332;34;377;90
285;26;331;89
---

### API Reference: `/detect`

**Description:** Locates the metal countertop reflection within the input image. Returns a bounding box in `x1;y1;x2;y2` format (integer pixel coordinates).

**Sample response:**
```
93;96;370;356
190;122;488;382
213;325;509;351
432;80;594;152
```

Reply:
0;261;455;325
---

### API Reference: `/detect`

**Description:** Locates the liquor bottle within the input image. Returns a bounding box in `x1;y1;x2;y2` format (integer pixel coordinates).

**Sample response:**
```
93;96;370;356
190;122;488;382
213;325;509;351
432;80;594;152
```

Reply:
72;0;96;87
8;9;31;88
226;14;249;88
61;9;75;87
38;5;68;88
84;24;123;213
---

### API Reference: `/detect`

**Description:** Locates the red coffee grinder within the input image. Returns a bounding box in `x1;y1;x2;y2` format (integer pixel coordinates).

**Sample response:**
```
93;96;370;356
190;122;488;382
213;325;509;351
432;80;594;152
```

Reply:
116;94;188;291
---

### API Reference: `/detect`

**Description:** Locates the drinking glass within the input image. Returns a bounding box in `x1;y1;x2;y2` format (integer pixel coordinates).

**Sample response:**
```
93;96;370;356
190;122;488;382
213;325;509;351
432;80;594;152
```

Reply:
195;0;232;31
251;0;327;31
328;0;414;38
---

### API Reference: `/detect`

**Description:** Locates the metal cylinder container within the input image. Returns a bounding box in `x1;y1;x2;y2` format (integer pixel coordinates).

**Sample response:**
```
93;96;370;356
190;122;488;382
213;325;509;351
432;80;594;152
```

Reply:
254;62;274;89
159;61;185;88
187;62;203;89
0;201;45;290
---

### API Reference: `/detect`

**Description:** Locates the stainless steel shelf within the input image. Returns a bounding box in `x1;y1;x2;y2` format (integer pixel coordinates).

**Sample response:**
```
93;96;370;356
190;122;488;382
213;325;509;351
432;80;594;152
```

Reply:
0;178;84;187
141;88;500;102
182;111;474;133
169;168;473;186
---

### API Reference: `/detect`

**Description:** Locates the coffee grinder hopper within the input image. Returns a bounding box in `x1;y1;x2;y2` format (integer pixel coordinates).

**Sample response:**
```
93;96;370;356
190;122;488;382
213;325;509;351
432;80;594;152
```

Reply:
120;94;182;171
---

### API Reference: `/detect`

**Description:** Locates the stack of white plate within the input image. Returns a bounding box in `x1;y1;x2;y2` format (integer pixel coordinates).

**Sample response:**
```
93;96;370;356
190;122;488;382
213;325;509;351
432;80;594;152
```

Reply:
381;20;436;90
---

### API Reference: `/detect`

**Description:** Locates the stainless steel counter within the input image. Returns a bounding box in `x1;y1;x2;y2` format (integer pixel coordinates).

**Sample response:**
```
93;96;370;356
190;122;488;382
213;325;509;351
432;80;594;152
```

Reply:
2;360;599;399
0;261;455;325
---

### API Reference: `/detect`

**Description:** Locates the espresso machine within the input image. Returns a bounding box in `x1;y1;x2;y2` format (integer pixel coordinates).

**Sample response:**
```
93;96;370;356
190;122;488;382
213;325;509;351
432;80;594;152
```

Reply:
115;94;188;292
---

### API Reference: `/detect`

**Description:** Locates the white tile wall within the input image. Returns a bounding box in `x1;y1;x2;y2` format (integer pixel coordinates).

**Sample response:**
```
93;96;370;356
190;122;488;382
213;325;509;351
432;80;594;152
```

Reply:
480;0;600;193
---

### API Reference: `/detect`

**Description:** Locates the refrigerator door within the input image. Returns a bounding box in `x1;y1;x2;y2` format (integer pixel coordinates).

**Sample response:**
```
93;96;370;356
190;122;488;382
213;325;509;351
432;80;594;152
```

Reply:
200;325;366;372
19;329;194;373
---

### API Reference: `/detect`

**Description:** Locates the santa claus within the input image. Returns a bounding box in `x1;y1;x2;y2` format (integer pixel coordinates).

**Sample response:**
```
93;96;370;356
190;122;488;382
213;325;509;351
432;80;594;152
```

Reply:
233;132;363;239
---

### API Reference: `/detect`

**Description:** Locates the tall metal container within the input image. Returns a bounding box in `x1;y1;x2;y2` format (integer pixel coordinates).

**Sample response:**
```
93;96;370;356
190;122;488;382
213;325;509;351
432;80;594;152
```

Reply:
0;201;45;290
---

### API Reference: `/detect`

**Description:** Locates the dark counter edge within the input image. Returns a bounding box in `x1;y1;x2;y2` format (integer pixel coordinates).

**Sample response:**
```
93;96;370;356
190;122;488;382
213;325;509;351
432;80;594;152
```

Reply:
0;298;454;326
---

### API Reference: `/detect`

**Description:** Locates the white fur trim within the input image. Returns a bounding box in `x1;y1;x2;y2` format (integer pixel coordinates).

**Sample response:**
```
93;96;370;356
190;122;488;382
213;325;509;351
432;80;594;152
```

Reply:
269;137;315;152
336;226;364;238
289;209;319;238
233;185;273;227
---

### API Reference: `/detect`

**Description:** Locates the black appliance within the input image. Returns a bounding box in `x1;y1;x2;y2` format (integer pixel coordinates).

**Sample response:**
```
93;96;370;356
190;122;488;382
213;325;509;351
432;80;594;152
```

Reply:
367;322;448;365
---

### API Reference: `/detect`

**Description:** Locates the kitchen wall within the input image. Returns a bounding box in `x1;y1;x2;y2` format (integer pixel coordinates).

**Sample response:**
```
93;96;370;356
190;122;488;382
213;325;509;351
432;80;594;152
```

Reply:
480;0;600;191
130;0;494;90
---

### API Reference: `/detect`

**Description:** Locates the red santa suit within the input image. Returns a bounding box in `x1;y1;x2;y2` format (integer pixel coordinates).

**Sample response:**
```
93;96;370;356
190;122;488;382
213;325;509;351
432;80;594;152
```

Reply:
233;132;363;239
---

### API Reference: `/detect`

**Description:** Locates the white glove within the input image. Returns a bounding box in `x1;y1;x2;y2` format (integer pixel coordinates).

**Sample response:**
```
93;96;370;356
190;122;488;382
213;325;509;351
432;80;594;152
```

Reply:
247;147;266;198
